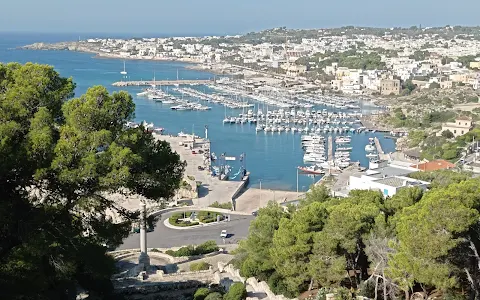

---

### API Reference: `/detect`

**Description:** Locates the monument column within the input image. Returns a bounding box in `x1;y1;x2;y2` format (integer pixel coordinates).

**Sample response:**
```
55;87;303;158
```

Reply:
138;202;150;268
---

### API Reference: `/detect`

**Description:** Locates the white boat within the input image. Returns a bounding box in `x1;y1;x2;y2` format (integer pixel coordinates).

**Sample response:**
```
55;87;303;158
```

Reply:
337;161;350;168
335;137;351;144
366;153;378;158
365;145;376;152
137;90;149;96
298;165;325;175
120;61;127;76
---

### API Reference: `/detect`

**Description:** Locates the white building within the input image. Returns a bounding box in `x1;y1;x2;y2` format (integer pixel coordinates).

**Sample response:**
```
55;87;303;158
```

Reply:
347;160;429;197
349;174;429;197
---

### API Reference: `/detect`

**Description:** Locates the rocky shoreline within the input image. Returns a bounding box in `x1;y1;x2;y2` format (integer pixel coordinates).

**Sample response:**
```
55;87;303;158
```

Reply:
20;41;205;65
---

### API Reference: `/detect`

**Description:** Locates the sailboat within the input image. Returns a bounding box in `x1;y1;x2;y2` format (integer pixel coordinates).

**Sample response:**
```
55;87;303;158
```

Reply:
174;69;180;87
120;61;127;76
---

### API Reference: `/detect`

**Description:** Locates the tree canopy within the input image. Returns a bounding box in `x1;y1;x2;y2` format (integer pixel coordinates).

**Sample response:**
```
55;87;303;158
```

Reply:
0;62;185;299
234;176;480;299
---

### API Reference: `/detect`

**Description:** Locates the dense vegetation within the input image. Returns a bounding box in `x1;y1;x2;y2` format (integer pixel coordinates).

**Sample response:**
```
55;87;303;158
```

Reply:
193;283;246;300
0;63;185;299
233;177;480;299
296;49;385;71
406;127;480;161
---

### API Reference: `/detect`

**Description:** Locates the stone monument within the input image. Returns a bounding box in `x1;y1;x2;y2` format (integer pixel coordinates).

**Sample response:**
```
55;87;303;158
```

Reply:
138;202;150;269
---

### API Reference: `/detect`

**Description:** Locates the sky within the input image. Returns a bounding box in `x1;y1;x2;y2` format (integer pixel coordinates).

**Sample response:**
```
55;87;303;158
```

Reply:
2;0;480;36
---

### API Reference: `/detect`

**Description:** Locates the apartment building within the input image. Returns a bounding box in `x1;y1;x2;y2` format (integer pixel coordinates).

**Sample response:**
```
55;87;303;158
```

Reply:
440;116;473;137
379;79;401;95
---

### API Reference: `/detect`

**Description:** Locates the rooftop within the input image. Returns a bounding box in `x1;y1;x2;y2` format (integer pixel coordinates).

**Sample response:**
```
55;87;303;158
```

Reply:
411;159;456;172
374;176;428;188
456;116;473;121
366;165;415;179
374;177;406;188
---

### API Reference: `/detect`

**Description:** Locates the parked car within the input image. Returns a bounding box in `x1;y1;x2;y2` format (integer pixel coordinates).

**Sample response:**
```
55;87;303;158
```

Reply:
251;211;258;217
220;230;228;238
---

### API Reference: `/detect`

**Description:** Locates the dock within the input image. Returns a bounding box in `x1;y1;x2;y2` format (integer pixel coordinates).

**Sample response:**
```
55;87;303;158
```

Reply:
112;79;213;87
328;136;333;162
374;137;389;160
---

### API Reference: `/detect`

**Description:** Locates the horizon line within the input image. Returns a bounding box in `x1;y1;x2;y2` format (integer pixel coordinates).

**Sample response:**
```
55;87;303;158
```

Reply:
1;24;479;38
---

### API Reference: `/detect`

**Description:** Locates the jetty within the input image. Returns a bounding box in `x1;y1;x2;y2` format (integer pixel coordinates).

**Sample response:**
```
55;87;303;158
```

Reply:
112;79;213;87
374;137;389;160
328;136;333;163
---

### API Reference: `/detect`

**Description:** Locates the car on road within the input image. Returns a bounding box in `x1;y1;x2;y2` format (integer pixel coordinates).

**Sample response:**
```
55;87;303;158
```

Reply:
251;211;258;217
220;230;228;238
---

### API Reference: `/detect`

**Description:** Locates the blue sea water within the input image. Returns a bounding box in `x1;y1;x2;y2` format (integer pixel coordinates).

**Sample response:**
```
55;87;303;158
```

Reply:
0;32;396;191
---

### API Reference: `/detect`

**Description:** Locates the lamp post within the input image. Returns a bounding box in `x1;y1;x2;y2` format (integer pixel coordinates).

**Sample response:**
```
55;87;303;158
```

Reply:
259;179;262;203
296;167;299;193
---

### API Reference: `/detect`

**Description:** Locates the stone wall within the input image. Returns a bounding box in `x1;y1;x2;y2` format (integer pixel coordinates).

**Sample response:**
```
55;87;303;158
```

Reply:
114;280;207;297
218;262;295;300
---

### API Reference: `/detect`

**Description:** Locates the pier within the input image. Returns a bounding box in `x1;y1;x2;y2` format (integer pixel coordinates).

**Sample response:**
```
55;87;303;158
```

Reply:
374;137;389;160
328;136;333;163
112;79;213;87
152;133;242;207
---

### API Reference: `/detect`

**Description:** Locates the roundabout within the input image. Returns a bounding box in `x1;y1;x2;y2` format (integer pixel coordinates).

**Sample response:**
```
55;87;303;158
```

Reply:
118;207;255;250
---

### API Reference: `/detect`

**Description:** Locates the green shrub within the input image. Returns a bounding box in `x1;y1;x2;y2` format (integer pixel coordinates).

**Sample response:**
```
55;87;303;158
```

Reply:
175;245;196;257
169;212;199;227
197;211;223;222
164;241;218;257
196;240;219;255
204;292;223;300
209;201;232;209
224;282;247;300
194;287;210;300
190;261;210;271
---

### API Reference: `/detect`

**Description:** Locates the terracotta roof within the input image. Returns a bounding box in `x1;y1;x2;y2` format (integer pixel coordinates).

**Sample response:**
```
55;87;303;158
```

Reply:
456;116;472;121
411;159;456;172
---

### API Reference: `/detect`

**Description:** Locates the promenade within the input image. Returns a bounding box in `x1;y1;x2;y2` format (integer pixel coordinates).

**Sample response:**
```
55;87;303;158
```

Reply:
112;79;213;87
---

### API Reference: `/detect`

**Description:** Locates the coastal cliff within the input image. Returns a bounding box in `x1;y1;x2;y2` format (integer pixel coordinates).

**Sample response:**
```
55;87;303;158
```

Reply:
21;41;100;53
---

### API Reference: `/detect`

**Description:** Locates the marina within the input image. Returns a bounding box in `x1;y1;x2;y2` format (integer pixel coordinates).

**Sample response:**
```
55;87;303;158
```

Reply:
126;79;395;190
112;79;213;86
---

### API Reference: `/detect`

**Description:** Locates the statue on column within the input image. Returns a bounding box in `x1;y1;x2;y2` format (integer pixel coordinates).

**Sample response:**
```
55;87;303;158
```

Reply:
138;202;150;269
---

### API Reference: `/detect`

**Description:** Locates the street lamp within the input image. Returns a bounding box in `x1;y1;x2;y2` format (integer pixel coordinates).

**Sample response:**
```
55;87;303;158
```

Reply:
259;179;262;203
296;167;299;193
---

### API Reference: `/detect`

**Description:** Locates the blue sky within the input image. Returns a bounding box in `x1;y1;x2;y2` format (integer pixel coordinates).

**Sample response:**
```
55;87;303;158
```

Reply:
2;0;480;35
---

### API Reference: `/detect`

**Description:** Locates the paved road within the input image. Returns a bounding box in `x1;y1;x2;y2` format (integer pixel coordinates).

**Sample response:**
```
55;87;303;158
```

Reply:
118;211;254;250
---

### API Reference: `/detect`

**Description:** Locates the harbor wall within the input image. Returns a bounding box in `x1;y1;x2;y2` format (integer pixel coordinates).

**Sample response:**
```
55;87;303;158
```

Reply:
231;173;250;210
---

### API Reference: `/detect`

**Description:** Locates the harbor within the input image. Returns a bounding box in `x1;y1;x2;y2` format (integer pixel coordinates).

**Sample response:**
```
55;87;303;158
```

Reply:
1;46;396;192
126;78;395;191
112;79;213;87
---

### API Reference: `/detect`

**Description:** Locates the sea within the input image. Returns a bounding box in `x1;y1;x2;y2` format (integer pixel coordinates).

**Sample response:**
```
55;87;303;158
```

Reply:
0;32;396;191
